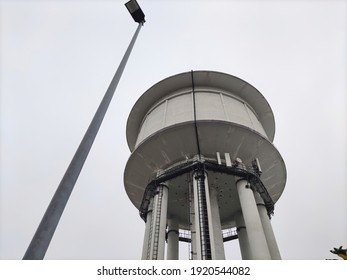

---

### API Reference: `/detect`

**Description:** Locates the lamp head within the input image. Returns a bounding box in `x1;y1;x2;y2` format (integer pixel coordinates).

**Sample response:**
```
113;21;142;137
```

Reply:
125;0;145;24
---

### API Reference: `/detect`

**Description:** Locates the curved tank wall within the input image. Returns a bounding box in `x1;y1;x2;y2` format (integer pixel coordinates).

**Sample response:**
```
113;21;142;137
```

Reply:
134;89;268;148
124;70;286;228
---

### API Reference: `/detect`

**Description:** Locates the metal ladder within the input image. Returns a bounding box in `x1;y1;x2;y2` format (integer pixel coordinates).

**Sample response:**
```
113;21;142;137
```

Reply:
188;176;194;260
146;185;163;260
195;169;212;260
152;186;163;260
146;200;155;260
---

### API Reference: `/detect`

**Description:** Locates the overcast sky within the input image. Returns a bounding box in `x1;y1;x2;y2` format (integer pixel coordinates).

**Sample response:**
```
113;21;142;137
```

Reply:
1;0;346;260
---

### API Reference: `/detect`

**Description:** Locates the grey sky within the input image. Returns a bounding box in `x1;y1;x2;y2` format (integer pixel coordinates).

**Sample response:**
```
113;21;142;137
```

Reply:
1;0;346;260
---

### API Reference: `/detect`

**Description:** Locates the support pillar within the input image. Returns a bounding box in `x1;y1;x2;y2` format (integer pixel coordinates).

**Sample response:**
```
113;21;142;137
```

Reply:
207;185;225;259
191;165;225;260
141;199;153;260
166;218;179;260
236;178;271;259
235;211;251;260
255;193;281;260
146;184;168;260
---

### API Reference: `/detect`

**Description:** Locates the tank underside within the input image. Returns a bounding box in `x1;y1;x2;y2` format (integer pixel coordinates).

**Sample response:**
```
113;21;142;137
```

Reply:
124;120;286;229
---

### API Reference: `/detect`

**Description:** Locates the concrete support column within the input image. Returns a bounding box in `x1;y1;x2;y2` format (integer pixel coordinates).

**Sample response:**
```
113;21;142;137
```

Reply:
141;199;153;260
207;185;225;260
166;218;179;260
255;194;281;260
236;178;271;259
148;184;168;260
235;211;251;260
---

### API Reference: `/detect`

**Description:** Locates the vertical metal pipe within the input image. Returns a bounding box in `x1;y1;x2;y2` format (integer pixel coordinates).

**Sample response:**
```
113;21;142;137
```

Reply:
23;23;143;260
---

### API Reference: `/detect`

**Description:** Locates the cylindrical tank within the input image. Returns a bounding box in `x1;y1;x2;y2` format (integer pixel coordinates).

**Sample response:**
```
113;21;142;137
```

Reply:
124;70;286;230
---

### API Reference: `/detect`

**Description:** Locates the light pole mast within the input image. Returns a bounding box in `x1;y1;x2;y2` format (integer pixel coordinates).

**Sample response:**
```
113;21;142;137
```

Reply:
23;0;146;260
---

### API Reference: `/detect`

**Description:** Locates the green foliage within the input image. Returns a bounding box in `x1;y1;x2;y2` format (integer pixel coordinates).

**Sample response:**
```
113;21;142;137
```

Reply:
330;246;347;260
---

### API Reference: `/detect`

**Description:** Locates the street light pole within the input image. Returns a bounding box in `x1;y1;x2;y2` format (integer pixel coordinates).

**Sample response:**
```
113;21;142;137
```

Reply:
23;1;145;260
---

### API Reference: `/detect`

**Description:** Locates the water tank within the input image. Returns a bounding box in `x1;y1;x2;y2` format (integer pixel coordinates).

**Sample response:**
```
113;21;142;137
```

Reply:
124;70;286;229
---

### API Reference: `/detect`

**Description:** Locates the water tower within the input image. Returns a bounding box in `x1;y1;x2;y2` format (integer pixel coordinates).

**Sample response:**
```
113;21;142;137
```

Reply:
124;70;286;260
